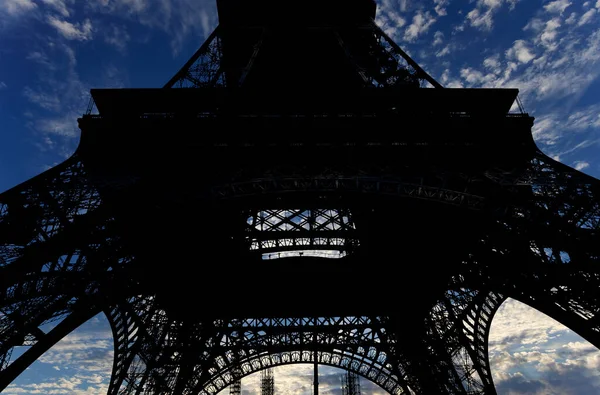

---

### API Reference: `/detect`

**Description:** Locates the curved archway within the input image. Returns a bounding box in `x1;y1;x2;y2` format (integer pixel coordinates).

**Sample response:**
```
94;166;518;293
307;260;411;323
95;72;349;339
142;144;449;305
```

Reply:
4;311;114;394
489;298;600;393
218;363;398;395
189;316;413;395
201;349;408;395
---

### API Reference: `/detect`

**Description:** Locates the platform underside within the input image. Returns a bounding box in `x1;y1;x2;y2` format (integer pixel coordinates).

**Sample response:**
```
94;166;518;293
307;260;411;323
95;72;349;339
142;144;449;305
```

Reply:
76;89;533;321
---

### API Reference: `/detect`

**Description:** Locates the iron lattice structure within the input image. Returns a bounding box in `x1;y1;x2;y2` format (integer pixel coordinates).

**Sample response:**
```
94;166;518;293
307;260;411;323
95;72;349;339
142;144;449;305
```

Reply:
260;368;274;395
229;379;240;395
342;370;362;395
1;0;600;394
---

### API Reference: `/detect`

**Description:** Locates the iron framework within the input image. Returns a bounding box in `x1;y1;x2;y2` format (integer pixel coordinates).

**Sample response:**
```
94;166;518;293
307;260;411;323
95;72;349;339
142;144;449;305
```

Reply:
260;368;274;395
2;0;600;394
342;370;362;395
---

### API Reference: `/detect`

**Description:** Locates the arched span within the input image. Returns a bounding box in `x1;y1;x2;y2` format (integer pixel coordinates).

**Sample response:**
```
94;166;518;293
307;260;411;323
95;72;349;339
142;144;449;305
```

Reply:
425;279;505;395
186;316;414;394
106;314;416;395
197;349;410;395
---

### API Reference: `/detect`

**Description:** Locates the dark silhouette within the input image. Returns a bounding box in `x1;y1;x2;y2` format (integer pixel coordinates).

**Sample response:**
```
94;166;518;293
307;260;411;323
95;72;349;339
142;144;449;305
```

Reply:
1;0;599;393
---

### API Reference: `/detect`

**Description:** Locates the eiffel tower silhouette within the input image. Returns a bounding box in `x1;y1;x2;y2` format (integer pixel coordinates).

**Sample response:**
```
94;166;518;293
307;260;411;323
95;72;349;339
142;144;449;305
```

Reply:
1;0;599;393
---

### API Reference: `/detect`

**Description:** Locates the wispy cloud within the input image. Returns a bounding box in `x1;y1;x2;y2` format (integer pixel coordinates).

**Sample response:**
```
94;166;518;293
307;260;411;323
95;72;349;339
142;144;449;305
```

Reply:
466;0;521;31
0;0;37;17
375;0;407;39
103;24;131;52
578;8;597;26
86;0;217;55
573;160;590;170
432;30;444;46
41;0;71;17
404;10;436;42
5;314;113;395
47;16;93;41
544;0;572;14
433;0;450;16
22;38;90;160
505;40;536;64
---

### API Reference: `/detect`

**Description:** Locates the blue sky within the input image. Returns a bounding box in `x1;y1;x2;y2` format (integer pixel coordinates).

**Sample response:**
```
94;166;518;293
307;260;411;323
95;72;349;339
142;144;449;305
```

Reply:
1;0;600;393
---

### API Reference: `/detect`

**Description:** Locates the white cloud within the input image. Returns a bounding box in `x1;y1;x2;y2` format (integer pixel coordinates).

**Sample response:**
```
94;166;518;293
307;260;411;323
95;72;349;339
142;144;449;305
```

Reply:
467;8;494;30
34;113;82;137
483;54;502;73
539;17;561;50
434;0;449;16
530;102;600;154
490;299;600;394
0;81;6;90
41;0;71;17
403;10;436;42
573;161;590;170
47;16;93;41
375;0;406;40
578;8;597;26
565;12;578;24
433;30;444;46
22;38;89;158
460;67;486;85
507;0;521;10
544;0;572;14
23;86;61;112
506;40;536;64
6;313;113;395
0;0;37;16
436;45;451;57
87;0;218;55
466;0;520;31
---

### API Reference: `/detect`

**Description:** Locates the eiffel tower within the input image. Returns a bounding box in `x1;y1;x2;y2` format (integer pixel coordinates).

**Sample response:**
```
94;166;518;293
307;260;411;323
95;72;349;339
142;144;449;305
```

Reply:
1;0;599;393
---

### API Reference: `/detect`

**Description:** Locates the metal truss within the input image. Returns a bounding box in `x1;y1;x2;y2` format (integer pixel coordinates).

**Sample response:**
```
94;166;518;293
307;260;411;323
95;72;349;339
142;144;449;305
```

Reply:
164;27;227;88
163;20;442;90
2;3;600;394
212;176;484;209
260;368;274;395
245;208;358;258
342;369;362;395
163;26;266;89
339;21;443;88
1;148;600;394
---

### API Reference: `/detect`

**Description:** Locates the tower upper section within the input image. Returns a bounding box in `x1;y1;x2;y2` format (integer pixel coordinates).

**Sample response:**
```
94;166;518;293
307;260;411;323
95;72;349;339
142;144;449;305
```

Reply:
163;0;440;90
217;0;377;27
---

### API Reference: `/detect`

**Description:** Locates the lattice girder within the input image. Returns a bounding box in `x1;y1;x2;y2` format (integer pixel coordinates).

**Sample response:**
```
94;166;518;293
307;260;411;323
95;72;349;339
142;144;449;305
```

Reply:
163;6;441;90
0;296;105;391
4;0;600;392
0;157;102;272
106;314;416;395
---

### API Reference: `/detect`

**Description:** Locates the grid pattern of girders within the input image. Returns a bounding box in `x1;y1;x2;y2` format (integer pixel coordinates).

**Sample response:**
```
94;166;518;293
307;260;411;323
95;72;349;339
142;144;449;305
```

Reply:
246;209;357;259
163;21;441;90
0;149;598;394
